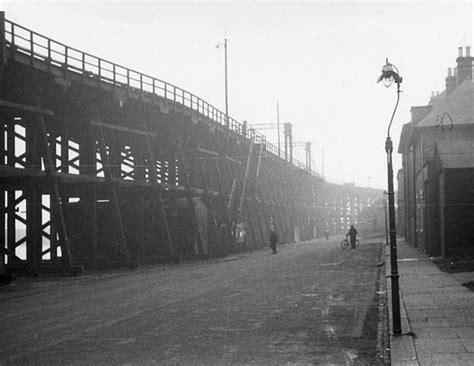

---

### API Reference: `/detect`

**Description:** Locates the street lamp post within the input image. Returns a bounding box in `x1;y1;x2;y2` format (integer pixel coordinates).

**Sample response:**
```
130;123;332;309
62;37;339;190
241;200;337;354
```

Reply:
384;194;389;246
377;58;402;335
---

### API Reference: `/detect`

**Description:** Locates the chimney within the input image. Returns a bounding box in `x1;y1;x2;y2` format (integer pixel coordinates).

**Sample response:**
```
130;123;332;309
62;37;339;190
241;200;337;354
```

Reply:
446;67;457;95
456;45;474;85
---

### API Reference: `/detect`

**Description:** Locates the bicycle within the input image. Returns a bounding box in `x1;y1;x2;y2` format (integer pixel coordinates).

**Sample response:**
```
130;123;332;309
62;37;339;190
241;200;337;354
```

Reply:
340;237;360;249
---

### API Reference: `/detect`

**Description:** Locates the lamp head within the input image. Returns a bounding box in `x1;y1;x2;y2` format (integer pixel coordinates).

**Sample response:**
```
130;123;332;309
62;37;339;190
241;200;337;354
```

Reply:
377;58;402;87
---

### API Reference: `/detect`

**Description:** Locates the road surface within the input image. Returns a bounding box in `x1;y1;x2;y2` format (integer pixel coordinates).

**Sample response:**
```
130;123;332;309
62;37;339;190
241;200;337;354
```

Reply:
0;237;383;365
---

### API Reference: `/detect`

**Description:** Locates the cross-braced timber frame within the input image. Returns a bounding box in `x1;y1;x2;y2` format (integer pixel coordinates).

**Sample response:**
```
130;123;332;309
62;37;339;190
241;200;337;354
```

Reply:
0;13;383;274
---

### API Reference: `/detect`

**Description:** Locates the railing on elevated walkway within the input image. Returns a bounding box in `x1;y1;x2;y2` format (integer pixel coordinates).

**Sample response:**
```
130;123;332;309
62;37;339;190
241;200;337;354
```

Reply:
3;18;312;171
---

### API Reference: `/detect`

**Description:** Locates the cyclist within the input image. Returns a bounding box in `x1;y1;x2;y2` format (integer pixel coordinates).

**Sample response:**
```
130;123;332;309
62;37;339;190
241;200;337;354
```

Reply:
346;225;358;249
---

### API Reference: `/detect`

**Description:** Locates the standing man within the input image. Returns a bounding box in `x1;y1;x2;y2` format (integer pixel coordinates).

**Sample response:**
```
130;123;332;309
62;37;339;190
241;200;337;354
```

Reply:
346;224;358;249
269;229;278;255
324;229;330;241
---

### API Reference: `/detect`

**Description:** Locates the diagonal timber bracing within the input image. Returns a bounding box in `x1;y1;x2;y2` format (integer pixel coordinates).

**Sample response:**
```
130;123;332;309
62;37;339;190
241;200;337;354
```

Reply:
0;12;383;273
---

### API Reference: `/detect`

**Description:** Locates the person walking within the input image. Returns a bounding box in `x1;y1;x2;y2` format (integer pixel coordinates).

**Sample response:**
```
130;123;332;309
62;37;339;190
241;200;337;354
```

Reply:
324;229;330;241
346;225;358;249
269;229;278;254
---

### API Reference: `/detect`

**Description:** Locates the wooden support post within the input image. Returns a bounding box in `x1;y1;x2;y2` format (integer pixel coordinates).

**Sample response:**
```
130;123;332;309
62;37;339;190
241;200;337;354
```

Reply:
256;200;269;247
60;133;68;173
0;187;4;268
263;163;282;241
264;203;273;236
81;189;97;266
0;122;4;267
140;120;175;259
227;178;238;214
197;158;225;254
80;131;97;266
133;148;147;263
275;182;290;244
25;118;42;266
109;141;122;179
239;139;254;222
0;12;5;80
250;198;265;248
5;122;17;264
226;159;237;193
214;159;232;254
6;190;15;262
253;143;267;247
96;125;130;264
177;135;201;256
132;191;145;264
36;104;74;269
248;200;259;249
214;158;226;198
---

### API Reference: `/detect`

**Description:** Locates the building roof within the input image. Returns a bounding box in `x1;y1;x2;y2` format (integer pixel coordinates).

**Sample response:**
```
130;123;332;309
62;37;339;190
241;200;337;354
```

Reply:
436;140;474;169
397;122;412;153
417;80;474;128
428;90;447;106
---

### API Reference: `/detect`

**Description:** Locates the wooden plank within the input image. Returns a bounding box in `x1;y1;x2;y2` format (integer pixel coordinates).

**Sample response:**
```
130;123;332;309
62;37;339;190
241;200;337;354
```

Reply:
178;135;202;256
0;12;5;80
224;155;242;165
141;118;175;259
96;124;130;264
196;147;219;157
90;120;157;138
0;164;44;178
0;100;55;116
0;191;4;269
213;158;232;254
78;130;97;266
197;158;225;254
36;102;73;268
25;119;42;265
239;139;254;221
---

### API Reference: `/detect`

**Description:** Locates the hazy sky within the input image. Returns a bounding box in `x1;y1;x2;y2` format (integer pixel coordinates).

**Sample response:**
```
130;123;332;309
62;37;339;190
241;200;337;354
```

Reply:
2;1;472;188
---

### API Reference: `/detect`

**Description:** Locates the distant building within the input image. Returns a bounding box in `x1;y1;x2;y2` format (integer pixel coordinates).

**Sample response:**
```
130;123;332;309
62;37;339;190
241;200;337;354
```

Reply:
398;46;474;257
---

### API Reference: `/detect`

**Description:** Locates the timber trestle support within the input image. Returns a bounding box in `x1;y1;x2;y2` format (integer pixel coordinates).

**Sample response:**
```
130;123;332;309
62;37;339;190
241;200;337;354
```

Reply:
0;13;383;275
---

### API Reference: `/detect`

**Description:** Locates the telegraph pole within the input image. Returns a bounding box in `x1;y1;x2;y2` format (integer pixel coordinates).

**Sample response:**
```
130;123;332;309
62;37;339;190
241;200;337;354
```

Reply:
284;123;293;163
305;142;312;172
224;38;229;127
277;102;281;157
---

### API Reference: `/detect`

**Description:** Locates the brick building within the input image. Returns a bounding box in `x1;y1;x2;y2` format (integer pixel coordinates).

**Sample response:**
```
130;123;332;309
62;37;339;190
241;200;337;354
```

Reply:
398;46;474;257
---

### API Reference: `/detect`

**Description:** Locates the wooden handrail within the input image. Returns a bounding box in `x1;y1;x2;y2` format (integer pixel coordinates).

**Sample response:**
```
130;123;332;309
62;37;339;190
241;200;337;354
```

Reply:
2;18;312;170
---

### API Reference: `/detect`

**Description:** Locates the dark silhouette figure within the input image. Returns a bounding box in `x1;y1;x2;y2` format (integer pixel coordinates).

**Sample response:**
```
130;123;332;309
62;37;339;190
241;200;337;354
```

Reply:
324;229;330;241
269;230;278;254
346;225;358;249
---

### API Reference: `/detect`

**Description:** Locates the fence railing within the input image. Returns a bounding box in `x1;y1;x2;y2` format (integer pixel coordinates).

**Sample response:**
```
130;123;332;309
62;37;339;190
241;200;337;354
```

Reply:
3;18;309;168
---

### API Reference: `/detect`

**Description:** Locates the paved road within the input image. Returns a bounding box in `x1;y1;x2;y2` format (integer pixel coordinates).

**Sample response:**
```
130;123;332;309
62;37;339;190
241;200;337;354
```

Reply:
0;237;382;365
